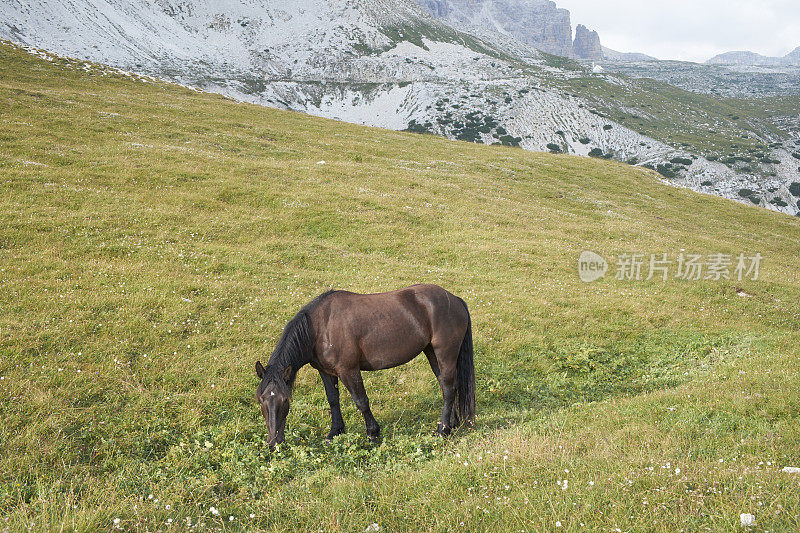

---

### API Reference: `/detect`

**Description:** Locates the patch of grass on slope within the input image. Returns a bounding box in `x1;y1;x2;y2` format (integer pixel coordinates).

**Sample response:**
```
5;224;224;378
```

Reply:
1;42;800;531
560;75;799;165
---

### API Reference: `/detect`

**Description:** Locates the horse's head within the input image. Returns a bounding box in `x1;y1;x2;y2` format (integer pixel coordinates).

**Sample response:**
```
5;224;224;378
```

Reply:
255;361;293;449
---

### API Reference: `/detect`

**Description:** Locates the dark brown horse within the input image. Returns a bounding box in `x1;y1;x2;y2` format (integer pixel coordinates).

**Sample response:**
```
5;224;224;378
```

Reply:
255;284;474;448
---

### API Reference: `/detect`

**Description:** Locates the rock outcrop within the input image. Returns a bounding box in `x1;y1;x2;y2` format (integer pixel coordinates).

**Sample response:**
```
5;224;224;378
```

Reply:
413;0;574;57
573;24;602;60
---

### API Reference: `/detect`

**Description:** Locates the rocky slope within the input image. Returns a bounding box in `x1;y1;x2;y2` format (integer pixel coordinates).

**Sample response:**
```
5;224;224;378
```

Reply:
1;0;798;216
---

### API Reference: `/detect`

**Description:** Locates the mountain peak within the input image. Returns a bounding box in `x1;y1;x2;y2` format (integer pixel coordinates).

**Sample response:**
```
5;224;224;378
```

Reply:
413;0;574;57
573;24;602;60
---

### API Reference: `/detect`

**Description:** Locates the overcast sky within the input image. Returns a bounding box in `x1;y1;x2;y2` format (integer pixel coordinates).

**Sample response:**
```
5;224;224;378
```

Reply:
559;0;800;62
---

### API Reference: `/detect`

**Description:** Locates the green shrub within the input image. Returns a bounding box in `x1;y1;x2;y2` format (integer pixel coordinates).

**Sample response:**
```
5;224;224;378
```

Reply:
656;164;677;179
603;124;613;131
738;188;755;198
546;143;562;153
588;148;604;158
789;182;800;197
405;120;431;134
701;180;713;186
499;134;521;147
579;137;591;144
670;157;693;166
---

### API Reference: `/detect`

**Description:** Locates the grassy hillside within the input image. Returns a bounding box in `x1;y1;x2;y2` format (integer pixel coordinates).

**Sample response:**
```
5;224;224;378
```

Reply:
2;41;800;531
557;73;800;166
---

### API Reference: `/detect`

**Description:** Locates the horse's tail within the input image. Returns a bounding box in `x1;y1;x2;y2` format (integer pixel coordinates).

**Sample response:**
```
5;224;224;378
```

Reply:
455;297;475;426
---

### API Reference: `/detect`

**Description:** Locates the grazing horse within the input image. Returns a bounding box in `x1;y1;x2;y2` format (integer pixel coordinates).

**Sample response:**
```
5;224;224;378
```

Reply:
255;284;474;448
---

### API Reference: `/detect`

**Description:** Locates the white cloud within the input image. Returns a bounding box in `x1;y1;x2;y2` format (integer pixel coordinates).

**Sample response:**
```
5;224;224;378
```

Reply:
559;0;800;62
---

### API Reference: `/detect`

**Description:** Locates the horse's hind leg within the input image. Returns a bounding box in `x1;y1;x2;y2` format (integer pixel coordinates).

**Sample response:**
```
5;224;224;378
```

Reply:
424;345;440;378
428;344;458;436
319;371;345;440
339;370;380;443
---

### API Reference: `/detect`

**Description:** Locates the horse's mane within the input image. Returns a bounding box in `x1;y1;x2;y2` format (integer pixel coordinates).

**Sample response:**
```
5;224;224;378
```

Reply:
266;290;337;387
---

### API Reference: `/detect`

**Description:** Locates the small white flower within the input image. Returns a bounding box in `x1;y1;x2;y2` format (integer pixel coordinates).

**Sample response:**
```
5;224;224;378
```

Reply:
210;506;219;516
675;467;681;475
555;521;562;527
740;513;756;527
365;523;380;532
229;516;234;521
249;513;255;518
113;518;120;525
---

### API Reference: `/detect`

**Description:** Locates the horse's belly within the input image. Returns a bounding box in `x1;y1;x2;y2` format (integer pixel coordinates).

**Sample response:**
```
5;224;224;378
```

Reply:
360;342;426;371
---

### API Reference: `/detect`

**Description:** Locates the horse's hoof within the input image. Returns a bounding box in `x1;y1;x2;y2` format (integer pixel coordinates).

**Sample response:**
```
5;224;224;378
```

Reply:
326;428;345;441
435;423;451;437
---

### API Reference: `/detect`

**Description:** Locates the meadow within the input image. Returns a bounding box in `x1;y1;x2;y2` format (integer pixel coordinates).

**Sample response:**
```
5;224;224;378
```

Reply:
1;42;800;531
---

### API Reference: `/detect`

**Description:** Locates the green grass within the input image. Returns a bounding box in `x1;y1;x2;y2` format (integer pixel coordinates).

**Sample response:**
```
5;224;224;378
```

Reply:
2;41;800;531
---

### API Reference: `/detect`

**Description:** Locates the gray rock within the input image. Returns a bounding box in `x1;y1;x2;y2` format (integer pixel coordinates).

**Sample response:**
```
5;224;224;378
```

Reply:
573;24;602;60
412;0;574;57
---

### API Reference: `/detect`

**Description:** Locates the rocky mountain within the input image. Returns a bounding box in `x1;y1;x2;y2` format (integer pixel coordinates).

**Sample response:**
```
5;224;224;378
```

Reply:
413;0;573;56
1;0;799;216
573;24;602;60
412;0;604;59
707;46;800;66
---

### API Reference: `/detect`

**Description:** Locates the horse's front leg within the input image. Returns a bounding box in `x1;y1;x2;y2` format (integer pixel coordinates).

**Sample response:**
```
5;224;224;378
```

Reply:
319;370;345;440
339;370;380;443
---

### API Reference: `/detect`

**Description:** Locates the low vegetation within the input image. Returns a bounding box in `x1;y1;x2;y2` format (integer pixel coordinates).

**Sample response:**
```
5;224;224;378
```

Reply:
2;43;800;531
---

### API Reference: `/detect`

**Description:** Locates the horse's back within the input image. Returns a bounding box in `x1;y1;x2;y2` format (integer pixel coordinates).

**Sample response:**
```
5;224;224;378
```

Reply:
311;284;468;372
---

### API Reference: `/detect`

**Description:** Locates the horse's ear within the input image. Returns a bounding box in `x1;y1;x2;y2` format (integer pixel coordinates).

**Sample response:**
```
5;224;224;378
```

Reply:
281;365;292;383
255;361;266;379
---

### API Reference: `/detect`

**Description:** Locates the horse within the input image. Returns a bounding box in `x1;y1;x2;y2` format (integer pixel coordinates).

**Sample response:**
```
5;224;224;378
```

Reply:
254;284;474;448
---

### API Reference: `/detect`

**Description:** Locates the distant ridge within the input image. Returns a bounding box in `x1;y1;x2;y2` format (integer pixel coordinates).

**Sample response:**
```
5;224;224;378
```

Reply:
707;46;800;66
602;46;658;62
